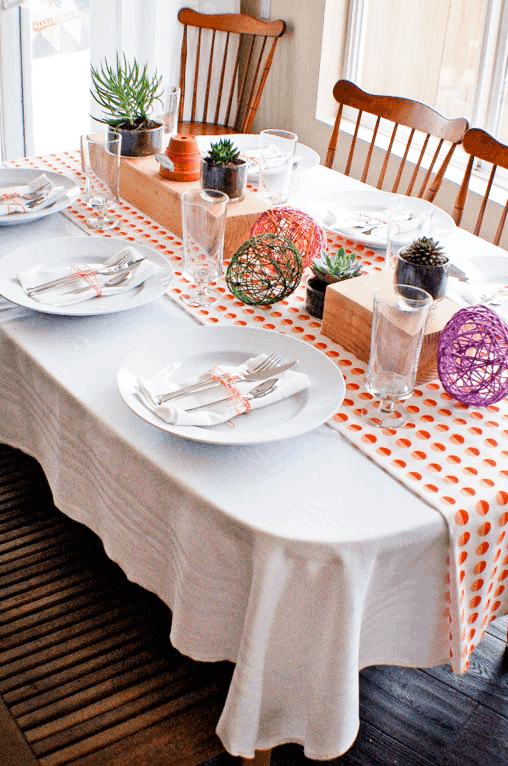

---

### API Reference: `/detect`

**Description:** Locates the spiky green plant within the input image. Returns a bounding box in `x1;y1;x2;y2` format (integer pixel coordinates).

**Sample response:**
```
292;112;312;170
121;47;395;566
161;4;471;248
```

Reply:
205;139;241;166
90;55;164;129
311;247;362;285
400;236;448;266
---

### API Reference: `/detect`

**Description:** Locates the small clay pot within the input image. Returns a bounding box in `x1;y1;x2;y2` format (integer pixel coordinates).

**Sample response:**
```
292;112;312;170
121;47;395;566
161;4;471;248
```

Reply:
395;251;450;301
305;276;327;318
201;158;248;202
159;134;201;181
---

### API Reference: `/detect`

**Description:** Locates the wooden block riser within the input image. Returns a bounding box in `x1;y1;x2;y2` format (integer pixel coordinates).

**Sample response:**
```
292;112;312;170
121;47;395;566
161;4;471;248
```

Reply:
119;156;269;259
321;270;459;384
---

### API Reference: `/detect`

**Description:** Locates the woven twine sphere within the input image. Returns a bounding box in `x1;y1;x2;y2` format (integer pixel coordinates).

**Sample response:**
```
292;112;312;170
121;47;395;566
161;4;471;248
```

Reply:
226;233;303;305
437;305;508;406
250;207;325;268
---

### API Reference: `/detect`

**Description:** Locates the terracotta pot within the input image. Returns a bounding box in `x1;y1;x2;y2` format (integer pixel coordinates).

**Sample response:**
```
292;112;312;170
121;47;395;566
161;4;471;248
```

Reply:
111;122;164;157
200;158;247;202
159;134;201;181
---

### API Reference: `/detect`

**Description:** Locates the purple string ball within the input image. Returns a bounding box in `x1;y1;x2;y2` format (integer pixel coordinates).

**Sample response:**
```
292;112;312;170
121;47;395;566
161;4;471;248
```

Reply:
437;305;508;406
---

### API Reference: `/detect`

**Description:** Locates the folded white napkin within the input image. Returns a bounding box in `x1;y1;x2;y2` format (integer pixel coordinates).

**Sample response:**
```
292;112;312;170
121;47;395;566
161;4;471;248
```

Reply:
447;280;508;322
18;246;159;306
137;354;310;427
324;206;414;238
0;174;66;217
0;173;50;200
242;145;295;171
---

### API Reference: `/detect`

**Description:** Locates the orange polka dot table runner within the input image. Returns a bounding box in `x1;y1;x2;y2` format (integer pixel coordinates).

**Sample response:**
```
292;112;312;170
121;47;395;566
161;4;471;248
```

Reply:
12;152;508;674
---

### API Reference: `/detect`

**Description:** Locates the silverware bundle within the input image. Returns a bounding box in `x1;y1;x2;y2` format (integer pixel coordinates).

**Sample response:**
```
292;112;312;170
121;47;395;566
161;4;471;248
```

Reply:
26;250;145;297
155;357;298;405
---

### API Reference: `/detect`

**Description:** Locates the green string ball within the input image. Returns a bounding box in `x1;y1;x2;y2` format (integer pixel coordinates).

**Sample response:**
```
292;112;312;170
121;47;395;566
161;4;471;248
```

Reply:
226;233;303;305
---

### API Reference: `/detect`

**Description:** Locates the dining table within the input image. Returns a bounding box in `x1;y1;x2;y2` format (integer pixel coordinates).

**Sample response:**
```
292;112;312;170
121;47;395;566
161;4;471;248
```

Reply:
0;147;507;762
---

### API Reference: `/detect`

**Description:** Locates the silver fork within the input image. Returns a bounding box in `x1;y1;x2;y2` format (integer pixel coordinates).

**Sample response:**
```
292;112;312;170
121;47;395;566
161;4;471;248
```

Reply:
156;352;282;404
27;249;144;296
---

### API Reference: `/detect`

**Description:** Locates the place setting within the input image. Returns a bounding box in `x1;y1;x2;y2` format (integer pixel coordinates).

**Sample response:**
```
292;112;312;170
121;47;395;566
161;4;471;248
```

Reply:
195;132;320;179
306;189;455;249
0;236;174;316
0;168;79;224
117;325;346;445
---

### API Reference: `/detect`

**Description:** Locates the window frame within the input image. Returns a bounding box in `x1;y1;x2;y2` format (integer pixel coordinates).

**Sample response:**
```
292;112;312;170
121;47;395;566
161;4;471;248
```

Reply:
324;0;508;189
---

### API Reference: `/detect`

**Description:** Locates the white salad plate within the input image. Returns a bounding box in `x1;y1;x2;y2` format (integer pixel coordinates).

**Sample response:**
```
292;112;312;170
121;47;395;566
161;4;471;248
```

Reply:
117;325;346;445
196;134;320;176
0;236;174;316
0;168;80;224
307;190;456;249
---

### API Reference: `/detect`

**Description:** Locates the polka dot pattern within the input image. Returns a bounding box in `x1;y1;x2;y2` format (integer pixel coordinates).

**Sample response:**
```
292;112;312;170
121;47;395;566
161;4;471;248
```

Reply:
20;151;508;676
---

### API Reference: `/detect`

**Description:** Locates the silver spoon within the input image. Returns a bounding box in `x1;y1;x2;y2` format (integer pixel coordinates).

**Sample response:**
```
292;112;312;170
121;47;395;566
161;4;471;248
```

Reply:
186;377;279;412
70;267;138;297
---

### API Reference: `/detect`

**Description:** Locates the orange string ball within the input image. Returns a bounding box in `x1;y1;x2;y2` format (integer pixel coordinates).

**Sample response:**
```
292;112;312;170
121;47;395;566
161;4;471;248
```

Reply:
250;207;325;268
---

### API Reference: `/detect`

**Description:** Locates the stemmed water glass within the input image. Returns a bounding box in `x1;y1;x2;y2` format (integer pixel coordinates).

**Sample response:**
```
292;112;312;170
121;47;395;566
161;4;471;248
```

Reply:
81;131;121;230
365;283;432;427
180;189;228;308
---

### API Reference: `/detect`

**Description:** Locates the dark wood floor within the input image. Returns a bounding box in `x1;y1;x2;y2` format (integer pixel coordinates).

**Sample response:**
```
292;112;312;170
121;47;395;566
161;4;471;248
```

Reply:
1;443;507;766
204;615;508;766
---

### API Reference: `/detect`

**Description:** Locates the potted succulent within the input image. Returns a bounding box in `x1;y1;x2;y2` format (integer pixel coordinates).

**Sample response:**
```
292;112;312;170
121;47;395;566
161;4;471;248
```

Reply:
201;139;248;202
90;55;165;157
306;247;362;318
395;236;449;302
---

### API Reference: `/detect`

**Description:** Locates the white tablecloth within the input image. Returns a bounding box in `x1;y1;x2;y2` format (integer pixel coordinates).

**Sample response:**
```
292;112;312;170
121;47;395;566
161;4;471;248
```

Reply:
0;164;494;759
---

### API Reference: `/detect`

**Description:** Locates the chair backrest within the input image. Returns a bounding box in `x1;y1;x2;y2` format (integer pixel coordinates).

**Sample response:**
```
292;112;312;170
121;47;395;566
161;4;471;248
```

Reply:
453;127;508;246
177;8;285;134
325;80;469;201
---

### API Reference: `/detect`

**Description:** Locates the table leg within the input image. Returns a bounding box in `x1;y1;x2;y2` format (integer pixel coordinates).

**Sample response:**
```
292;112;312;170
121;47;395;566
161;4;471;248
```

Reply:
240;749;272;766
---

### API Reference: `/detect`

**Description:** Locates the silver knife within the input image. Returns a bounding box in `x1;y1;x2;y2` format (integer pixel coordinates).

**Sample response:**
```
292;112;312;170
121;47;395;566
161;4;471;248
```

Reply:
156;360;299;404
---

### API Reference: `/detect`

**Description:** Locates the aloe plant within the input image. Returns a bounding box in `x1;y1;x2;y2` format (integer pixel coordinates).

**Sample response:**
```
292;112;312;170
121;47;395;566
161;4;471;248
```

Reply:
205;139;241;166
91;55;164;129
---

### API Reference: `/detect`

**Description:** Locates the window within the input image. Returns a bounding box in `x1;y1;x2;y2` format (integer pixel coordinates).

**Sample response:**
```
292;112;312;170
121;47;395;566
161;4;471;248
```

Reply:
29;0;91;155
321;0;508;143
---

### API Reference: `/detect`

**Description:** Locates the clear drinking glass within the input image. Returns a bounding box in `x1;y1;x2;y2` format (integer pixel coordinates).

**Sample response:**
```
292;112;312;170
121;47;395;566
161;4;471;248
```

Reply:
384;203;433;271
181;188;228;308
81;131;121;230
365;283;432;427
160;86;181;140
258;129;298;205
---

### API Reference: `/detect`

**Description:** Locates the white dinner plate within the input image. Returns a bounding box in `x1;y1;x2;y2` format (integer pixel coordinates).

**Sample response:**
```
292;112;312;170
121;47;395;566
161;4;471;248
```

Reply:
0;168;80;225
195;134;320;176
0;236;174;316
467;255;508;285
117;325;345;445
307;190;455;249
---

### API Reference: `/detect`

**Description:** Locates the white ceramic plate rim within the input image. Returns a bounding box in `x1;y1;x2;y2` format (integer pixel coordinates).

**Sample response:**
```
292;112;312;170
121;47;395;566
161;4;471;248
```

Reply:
195;134;320;175
307;190;455;249
468;256;508;285
0;168;80;225
117;325;346;445
0;235;174;316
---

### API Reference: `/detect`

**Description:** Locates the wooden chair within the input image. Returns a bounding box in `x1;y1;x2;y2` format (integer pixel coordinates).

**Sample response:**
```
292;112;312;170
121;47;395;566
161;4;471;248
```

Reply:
453;127;508;246
177;8;285;135
325;80;469;202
